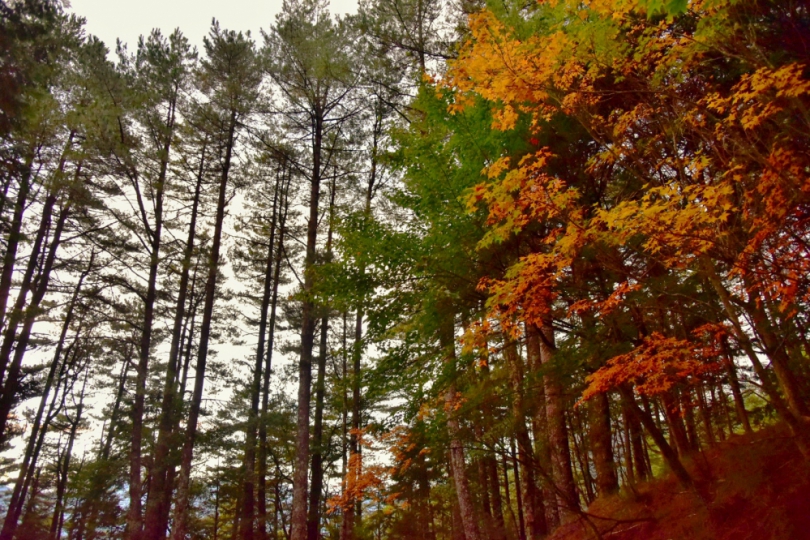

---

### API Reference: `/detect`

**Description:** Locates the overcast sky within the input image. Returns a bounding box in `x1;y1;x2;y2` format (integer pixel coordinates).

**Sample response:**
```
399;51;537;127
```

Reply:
68;0;359;52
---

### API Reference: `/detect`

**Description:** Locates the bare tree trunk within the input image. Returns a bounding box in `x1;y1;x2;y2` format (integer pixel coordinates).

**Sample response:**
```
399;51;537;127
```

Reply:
128;91;177;540
500;446;519;540
696;385;717;446
340;313;350;540
526;328;559;529
510;439;525;540
1;333;81;540
722;346;752;434
0;179;61;392
486;453;507;540
241;169;284;540
703;261;809;454
82;346;132;540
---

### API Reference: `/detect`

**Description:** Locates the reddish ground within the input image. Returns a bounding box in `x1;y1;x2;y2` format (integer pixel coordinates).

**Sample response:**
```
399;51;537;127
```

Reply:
550;426;810;540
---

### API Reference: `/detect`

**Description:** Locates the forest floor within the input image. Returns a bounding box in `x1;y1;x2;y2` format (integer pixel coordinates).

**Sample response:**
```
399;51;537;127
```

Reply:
550;424;810;540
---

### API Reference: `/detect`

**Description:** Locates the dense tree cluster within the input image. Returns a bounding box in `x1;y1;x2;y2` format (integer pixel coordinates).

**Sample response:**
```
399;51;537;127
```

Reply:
0;0;809;539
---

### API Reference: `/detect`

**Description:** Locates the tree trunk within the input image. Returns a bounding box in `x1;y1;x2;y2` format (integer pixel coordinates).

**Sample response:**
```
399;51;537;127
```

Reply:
308;179;335;540
503;339;546;538
128;92;176;540
143;139;205;540
0;200;70;445
618;386;703;500
291;111;324;540
0;180;61;391
259;168;290;540
0;333;81;540
510;439;526;540
0;252;91;538
171;109;236;540
0;147;36;332
240;169;284;540
525;326;559;529
82;346;132;540
50;366;89;540
536;321;579;521
722;343;752;434
589;392;618;497
703;260;810;454
441;313;482;540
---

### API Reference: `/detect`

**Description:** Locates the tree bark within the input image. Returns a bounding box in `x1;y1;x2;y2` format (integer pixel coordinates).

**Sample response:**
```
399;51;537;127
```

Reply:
0;251;91;538
618;386;703;500
0;147;36;332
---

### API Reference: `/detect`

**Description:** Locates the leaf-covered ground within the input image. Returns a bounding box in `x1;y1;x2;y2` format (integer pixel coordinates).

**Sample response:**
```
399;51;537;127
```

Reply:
551;425;810;540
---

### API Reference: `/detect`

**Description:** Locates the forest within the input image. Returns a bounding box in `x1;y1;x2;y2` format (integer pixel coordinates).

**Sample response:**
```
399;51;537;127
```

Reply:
1;0;809;538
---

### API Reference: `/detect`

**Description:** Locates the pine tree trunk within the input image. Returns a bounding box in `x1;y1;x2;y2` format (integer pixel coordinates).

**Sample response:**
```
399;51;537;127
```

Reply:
486;453;507;540
259;168;289;540
128;94;176;540
240;170;283;540
510;439;526;540
525;325;559;529
171;109;237;540
0;252;90;538
340;313;350;540
0;182;61;392
0;332;81;540
82;346;132;540
703;260;810;454
308;180;335;540
0;148;36;332
49;367;89;540
143;140;205;540
618;386;703;500
0;201;70;446
291;112;324;540
721;343;752;434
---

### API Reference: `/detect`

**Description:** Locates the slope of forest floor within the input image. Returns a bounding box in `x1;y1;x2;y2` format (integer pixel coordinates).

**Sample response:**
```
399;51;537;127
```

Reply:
550;425;810;540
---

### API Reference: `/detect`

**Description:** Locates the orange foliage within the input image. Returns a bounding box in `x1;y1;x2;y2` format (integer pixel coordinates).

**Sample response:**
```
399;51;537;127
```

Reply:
582;331;722;401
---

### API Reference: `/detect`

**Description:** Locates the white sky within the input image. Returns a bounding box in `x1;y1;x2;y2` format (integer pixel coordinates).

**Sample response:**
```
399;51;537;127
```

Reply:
68;0;359;51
